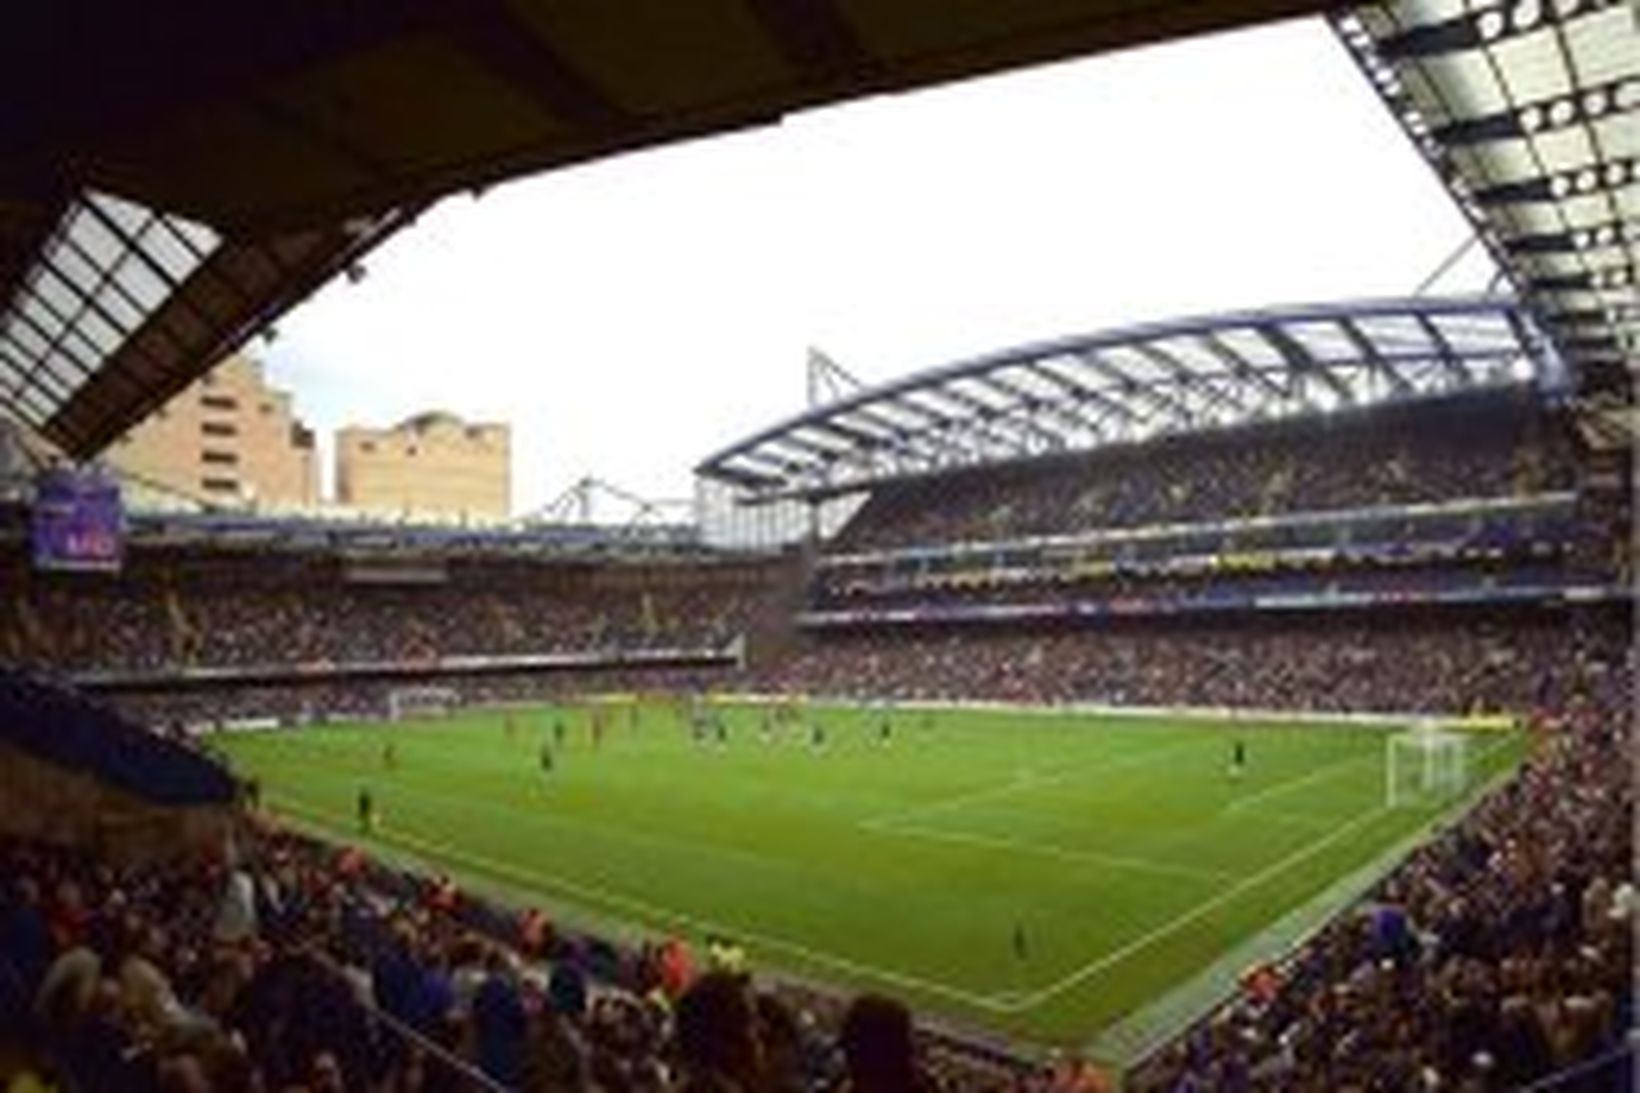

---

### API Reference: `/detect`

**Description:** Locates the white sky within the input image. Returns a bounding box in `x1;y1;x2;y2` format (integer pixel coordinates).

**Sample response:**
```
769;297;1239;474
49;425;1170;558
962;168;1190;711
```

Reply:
259;15;1495;515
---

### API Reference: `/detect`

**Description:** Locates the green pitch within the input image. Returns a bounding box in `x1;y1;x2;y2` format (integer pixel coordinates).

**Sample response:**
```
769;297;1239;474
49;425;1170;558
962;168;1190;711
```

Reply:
215;703;1522;1049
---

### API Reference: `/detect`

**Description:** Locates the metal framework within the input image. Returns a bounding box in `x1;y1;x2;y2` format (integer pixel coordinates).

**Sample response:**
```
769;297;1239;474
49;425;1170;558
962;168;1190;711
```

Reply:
0;190;411;459
1333;1;1637;398
696;295;1560;500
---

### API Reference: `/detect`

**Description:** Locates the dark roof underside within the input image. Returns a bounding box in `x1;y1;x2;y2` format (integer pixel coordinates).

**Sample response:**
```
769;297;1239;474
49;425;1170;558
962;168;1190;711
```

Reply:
0;0;1336;460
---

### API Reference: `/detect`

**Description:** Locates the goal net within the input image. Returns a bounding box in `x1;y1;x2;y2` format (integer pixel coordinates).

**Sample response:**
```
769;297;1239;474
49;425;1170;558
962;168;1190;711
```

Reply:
386;685;462;722
1386;723;1469;808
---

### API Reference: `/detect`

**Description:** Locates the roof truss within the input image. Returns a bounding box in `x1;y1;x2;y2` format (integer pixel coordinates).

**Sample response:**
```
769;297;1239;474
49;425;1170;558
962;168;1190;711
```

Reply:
1332;1;1638;400
697;295;1558;501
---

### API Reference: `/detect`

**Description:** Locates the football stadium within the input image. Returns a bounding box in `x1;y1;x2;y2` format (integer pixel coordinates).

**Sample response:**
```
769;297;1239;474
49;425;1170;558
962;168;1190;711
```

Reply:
0;4;1634;1092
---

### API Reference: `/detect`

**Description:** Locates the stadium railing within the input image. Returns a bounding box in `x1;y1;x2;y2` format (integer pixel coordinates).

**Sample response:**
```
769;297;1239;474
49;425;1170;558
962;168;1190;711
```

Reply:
298;946;512;1093
1516;1042;1636;1092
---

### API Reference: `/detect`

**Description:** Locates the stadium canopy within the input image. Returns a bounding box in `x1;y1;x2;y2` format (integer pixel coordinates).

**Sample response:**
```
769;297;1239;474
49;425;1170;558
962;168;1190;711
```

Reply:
0;0;1329;462
0;191;409;459
1333;0;1637;400
696;296;1561;500
2;1;1628;465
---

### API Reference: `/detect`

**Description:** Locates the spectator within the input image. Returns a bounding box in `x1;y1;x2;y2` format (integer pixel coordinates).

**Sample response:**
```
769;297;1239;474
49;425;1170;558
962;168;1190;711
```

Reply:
839;994;936;1093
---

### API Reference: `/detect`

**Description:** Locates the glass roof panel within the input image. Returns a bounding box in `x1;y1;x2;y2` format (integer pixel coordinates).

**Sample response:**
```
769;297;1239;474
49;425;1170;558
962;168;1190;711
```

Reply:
1333;2;1636;390
948;376;1014;411
994;362;1063;401
0;190;223;432
1213;326;1286;370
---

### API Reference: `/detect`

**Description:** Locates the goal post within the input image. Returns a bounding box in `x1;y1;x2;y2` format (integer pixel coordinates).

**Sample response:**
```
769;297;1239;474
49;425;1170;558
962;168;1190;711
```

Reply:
1385;722;1469;808
386;685;462;722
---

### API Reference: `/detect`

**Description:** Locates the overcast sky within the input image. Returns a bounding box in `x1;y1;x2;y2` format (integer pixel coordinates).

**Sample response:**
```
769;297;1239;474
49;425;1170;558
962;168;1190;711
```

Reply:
259;15;1494;516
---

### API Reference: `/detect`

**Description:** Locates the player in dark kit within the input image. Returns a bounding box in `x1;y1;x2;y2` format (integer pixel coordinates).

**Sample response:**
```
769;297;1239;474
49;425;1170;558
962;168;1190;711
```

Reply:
540;742;555;778
879;716;893;746
1228;738;1247;781
357;786;375;833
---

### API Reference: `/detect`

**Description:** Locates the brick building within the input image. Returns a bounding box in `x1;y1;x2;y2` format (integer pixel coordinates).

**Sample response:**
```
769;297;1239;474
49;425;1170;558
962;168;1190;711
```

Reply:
110;354;318;509
335;411;510;520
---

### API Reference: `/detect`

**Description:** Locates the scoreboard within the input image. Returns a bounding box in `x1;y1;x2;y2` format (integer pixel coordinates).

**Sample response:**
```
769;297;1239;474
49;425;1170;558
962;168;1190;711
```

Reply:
31;468;124;572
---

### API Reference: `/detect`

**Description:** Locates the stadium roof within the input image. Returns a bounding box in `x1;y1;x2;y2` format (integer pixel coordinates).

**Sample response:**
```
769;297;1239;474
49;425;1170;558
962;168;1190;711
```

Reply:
2;1;1628;465
696;295;1562;500
0;0;1328;462
0;190;409;458
1332;1;1637;399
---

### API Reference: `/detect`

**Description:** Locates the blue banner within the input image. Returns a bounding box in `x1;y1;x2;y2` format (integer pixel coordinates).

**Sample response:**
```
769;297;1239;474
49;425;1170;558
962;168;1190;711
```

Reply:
31;469;124;572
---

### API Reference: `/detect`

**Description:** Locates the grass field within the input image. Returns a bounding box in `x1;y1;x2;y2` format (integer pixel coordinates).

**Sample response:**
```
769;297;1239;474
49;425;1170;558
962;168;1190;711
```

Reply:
215;702;1523;1050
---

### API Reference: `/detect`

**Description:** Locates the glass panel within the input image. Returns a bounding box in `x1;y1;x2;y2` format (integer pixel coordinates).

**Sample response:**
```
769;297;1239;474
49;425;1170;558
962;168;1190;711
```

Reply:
111;254;169;310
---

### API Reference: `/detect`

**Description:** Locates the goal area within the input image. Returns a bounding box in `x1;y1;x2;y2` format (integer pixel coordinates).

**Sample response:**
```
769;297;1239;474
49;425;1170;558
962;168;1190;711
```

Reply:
1385;723;1469;808
386;685;462;722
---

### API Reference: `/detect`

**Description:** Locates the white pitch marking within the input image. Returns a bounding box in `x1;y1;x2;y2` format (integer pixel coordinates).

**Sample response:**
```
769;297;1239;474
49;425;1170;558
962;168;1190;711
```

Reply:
998;804;1394;1012
1224;752;1378;816
269;795;1015;1013
1003;733;1519;1013
863;820;1237;884
861;736;1203;830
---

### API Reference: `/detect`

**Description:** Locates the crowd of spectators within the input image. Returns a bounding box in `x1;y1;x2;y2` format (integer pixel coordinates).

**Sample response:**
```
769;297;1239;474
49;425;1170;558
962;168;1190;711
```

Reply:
76;604;1632;730
0;554;777;675
836;395;1575;552
2;633;1630;1093
0;386;1626;1088
0;804;1077;1093
810;560;1595;615
105;666;733;730
762;608;1628;716
1131;668;1634;1091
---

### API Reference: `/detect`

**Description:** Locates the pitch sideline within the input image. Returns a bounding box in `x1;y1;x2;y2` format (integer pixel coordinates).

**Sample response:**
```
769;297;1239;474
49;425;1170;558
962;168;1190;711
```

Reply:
268;794;1016;1013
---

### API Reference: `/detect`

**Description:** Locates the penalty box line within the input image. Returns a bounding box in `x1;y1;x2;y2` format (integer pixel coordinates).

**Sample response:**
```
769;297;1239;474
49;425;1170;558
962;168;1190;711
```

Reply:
1002;733;1521;1014
861;820;1238;885
267;795;1018;1014
859;736;1204;831
997;804;1393;1012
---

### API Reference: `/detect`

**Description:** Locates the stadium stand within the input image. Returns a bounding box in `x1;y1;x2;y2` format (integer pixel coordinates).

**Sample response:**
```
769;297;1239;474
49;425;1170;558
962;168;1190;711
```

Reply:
0;670;233;808
759;609;1628;715
833;394;1575;551
0;0;1633;1086
3;382;1630;1093
1131;671;1635;1092
0;550;775;673
1;372;1631;1093
0;796;1069;1093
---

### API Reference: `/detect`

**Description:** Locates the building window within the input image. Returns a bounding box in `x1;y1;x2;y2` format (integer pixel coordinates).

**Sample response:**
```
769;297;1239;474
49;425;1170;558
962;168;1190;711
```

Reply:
201;476;238;493
201;394;238;411
260;402;274;415
201;421;237;438
201;450;238;466
361;440;376;453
